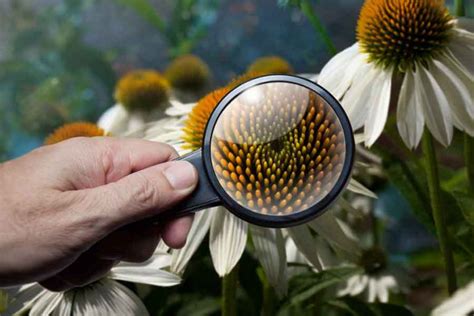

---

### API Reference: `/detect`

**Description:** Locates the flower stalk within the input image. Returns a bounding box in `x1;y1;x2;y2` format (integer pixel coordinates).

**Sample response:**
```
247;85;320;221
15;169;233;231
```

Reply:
222;266;239;316
454;0;473;193
455;0;465;16
422;132;457;295
299;0;337;55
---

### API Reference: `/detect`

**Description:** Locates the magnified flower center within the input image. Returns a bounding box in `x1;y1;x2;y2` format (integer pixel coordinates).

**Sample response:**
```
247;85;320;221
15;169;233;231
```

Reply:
357;0;453;70
211;83;346;216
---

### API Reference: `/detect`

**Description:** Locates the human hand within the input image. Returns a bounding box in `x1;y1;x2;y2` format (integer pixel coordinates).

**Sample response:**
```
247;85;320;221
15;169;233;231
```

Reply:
0;137;197;290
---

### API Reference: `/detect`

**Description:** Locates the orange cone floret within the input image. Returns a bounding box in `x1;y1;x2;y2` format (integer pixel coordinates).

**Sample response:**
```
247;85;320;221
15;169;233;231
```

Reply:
45;122;107;145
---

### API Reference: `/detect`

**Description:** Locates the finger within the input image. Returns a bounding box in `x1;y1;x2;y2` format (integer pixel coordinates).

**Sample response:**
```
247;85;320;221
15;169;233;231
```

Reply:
161;214;194;249
40;253;116;291
94;137;180;183
91;222;161;262
80;160;198;233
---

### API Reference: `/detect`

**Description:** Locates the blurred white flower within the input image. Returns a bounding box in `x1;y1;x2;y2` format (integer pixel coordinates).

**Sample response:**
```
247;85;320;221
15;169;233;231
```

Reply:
337;247;410;303
136;78;376;296
318;1;474;149
5;250;180;316
431;281;474;316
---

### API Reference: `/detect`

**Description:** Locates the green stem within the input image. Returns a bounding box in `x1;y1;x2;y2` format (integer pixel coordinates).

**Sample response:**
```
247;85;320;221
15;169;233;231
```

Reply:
422;132;457;295
299;0;337;55
465;135;474;193
455;0;465;16
262;279;276;316
222;266;239;316
370;207;380;247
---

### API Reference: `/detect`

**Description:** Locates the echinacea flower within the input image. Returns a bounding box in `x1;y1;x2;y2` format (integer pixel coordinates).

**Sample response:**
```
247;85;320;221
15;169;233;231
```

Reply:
137;76;376;296
4;250;181;316
431;281;474;316
98;70;171;135
164;54;210;91
44;122;108;145
318;0;474;149
246;56;294;75
337;247;410;303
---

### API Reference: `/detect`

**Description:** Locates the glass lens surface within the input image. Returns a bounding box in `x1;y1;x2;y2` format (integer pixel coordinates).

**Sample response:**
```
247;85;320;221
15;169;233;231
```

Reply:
210;82;346;216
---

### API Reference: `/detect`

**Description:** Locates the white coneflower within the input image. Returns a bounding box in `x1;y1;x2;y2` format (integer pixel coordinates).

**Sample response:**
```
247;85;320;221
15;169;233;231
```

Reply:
337;247;410;303
98;70;173;135
138;79;376;296
318;0;473;149
4;250;180;316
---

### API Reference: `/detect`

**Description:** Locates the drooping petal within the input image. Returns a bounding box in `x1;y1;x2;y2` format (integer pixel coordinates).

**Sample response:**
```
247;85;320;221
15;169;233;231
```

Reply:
170;209;213;275
432;281;474;316
166;100;196;117
448;27;474;75
367;278;377;303
110;252;181;287
308;212;360;257
58;279;149;316
430;57;474;136
376;277;389;303
209;208;248;276
363;68;393;147
347;178;377;199
318;44;364;99
286;225;323;271
416;64;453;147
4;284;45;316
29;291;63;316
97;104;130;136
397;69;425;149
250;226;288;297
341;62;379;131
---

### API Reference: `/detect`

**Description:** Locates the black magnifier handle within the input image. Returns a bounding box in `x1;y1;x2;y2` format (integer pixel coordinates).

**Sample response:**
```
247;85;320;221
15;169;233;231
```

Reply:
153;149;221;222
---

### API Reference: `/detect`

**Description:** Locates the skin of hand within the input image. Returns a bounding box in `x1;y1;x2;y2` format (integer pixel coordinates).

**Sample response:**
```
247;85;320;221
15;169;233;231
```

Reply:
0;137;198;291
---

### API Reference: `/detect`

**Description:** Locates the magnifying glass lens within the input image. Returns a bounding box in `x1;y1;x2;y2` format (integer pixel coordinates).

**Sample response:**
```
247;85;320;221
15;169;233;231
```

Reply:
210;82;346;216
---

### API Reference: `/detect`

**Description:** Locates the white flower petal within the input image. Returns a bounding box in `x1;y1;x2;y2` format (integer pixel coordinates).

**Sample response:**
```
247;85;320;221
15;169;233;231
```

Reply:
209;208;248;276
347;178;377;199
298;73;319;82
29;291;62;316
397;70;425;149
367;278;377;303
341;62;379;131
97;104;130;135
166;100;196;117
416;64;453;147
363;68;393;147
110;253;181;287
430;57;474;136
286;224;323;271
250;226;288;297
449;28;474;75
308;212;360;256
432;281;474;316
5;284;45;316
285;237;310;278
376;277;389;303
351;274;368;296
170;209;213;275
61;279;149;316
318;44;363;99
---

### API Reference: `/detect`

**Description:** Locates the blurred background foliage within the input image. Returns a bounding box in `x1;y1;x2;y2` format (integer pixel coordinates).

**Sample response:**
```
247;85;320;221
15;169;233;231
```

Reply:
0;0;473;315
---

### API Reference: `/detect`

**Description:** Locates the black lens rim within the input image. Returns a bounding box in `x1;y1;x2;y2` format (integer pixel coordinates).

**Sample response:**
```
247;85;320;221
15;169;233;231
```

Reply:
202;74;354;228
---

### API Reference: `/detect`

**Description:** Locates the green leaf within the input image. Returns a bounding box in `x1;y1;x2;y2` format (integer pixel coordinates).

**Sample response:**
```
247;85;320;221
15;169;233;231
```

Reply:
114;0;165;32
286;267;361;305
384;160;434;232
451;191;474;226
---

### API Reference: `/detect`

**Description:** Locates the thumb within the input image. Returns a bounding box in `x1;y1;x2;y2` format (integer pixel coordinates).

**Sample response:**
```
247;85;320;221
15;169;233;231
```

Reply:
85;160;198;231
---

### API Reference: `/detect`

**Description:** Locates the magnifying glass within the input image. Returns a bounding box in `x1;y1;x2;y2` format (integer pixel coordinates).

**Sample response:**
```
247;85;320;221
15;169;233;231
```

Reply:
156;75;354;228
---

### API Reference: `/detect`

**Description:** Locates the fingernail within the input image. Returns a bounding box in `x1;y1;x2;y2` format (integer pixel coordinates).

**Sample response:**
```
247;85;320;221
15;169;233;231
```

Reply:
164;161;198;190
